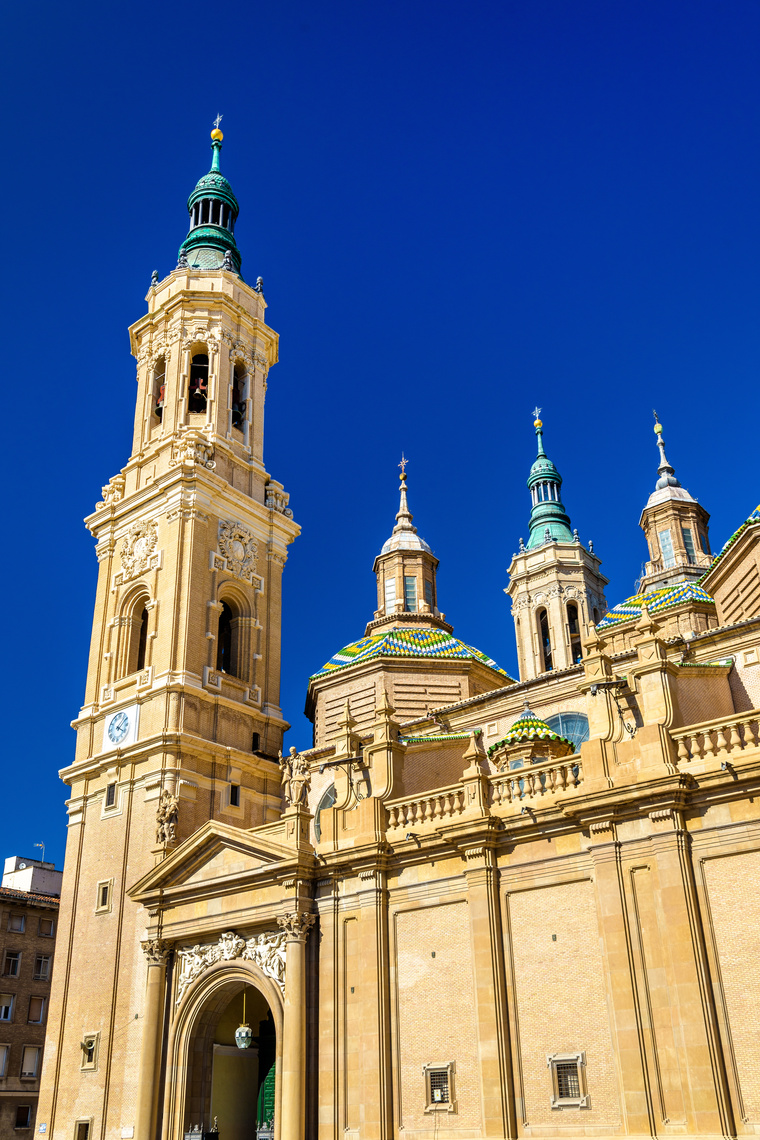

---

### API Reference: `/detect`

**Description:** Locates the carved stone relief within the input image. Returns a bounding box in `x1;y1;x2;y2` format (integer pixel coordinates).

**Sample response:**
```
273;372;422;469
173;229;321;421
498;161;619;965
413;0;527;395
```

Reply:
116;520;159;585
170;429;215;471
175;929;288;1004
216;519;258;582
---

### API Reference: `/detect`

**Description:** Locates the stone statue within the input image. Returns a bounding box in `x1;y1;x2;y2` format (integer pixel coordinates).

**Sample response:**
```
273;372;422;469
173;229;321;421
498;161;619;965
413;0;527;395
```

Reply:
277;746;310;807
156;788;179;844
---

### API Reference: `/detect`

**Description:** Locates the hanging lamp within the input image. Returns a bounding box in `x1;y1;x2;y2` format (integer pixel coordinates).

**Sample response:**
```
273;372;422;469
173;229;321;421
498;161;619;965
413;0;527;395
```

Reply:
235;988;252;1050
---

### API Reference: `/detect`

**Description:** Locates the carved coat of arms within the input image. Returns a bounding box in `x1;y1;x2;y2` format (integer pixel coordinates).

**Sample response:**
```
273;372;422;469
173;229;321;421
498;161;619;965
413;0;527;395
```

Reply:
118;520;159;583
218;520;258;581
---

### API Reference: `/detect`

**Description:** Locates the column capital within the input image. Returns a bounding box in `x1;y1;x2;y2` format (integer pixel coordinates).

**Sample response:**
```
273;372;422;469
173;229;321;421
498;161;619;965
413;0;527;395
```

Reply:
141;938;173;965
277;911;316;943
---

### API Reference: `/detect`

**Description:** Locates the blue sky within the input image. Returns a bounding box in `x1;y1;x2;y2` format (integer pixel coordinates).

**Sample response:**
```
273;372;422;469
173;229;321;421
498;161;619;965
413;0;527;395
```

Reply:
2;0;759;869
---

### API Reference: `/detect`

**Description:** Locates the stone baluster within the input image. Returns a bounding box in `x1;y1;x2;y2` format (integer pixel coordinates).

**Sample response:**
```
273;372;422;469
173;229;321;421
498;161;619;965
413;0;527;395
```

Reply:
716;726;728;753
729;723;743;750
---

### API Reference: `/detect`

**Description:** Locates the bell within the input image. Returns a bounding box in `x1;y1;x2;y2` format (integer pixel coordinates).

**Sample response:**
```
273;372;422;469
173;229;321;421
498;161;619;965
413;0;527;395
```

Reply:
235;1022;252;1050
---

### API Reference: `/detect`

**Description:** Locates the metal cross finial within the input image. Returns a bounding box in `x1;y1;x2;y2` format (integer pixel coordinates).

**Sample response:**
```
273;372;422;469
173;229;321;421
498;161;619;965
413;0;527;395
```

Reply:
213;113;223;130
398;454;408;476
532;406;542;420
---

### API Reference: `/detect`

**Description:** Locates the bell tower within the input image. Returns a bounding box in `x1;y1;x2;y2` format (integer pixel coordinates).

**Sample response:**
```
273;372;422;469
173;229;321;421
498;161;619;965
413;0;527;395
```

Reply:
506;411;608;681
37;125;299;1140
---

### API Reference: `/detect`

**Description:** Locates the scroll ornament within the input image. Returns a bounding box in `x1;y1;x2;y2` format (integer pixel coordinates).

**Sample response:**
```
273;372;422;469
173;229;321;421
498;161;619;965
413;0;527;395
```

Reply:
175;930;288;1005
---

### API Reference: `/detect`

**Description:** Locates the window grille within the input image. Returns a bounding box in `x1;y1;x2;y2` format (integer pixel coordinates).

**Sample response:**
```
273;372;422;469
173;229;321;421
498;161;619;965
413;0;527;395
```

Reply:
105;783;116;809
545;713;589;753
95;881;112;913
423;1061;456;1112
548;1052;589;1109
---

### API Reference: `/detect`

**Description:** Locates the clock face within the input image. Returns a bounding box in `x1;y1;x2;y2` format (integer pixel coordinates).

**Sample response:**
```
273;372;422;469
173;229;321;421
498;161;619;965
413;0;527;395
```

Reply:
108;711;130;745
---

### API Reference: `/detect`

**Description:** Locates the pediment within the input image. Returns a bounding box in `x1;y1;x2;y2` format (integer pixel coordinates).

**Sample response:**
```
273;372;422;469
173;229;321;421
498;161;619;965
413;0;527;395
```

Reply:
129;819;307;901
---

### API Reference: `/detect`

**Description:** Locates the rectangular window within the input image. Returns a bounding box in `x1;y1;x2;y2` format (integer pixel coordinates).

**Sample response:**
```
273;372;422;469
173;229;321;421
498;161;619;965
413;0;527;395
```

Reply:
548;1052;589;1109
3;952;20;977
404;576;417;612
423;1061;456;1112
105;783;117;808
424;579;433;607
20;1046;40;1077
95;881;112;914
80;1034;99;1072
700;531;710;555
15;1106;31;1130
230;784;240;808
38;919;54;938
384;577;396;611
8;915;25;933
0;994;13;1021
658;528;675;567
0;1043;9;1077
75;1122;91;1140
28;998;44;1024
33;956;51;981
682;527;696;564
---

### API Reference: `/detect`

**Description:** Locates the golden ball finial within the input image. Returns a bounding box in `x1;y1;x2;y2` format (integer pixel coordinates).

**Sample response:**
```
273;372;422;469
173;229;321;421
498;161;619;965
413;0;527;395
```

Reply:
654;422;663;435
534;417;543;429
211;127;223;142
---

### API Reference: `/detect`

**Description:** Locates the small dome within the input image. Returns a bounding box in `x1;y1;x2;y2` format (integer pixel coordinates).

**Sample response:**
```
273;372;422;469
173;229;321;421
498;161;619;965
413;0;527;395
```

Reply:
380;530;432;555
487;706;573;754
311;628;513;680
188;171;239;215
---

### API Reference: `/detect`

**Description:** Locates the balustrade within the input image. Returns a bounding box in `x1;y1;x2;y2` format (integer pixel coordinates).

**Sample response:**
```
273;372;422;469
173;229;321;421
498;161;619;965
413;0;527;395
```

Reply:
673;710;760;765
490;757;581;806
387;785;466;830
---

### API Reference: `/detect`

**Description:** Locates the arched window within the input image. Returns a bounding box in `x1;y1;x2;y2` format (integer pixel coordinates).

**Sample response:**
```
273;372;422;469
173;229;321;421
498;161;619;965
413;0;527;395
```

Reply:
201;200;210;224
592;607;600;625
189;352;208;414
121;596;150;677
567;603;582;664
136;607;148;672
216;601;235;674
153;358;166;422
537;607;553;672
232;364;246;430
545;712;589;754
314;784;337;842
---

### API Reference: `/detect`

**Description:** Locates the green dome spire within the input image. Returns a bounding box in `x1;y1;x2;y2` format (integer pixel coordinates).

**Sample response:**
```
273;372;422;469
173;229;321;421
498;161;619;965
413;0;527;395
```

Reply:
525;409;574;550
178;119;243;274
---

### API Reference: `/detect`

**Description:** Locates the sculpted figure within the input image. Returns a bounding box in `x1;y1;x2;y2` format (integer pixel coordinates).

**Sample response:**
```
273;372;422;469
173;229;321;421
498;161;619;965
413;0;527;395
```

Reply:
156;788;179;843
277;746;310;807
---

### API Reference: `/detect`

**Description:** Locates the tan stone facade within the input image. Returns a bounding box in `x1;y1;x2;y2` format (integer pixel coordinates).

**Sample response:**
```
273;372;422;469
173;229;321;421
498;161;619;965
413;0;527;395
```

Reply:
37;131;760;1140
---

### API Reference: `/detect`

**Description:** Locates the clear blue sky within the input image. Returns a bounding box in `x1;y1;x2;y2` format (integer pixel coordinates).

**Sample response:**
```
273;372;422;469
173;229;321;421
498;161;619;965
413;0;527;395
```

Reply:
2;0;758;869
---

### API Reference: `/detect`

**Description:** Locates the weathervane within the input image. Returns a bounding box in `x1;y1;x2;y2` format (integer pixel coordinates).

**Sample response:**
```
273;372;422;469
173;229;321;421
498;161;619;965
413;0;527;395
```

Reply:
398;454;408;476
532;406;542;420
213;113;223;130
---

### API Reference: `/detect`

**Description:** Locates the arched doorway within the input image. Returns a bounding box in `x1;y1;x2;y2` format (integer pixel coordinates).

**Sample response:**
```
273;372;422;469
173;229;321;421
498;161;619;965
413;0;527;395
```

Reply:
165;965;284;1140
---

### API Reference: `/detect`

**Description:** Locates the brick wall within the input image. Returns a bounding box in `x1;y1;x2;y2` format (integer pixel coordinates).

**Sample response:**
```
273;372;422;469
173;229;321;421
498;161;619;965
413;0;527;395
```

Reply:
506;880;621;1130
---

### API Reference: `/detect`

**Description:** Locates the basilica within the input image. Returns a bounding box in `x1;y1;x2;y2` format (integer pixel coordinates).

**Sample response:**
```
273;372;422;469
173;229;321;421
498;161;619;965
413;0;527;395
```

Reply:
37;127;760;1140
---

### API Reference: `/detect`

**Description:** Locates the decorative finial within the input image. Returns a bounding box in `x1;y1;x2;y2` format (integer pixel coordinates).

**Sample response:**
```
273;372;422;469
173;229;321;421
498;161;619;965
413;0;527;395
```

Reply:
150;270;158;287
519;536;525;552
398;453;408;480
573;528;579;542
532;405;543;429
255;276;264;294
588;539;594;553
651;410;680;490
211;114;224;141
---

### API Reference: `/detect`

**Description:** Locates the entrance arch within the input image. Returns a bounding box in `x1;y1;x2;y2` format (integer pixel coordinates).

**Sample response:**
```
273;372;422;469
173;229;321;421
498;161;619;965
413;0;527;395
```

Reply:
163;963;285;1140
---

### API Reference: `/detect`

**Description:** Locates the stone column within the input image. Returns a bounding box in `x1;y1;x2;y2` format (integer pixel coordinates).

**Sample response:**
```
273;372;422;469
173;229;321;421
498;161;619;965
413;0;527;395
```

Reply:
135;940;172;1140
278;912;316;1140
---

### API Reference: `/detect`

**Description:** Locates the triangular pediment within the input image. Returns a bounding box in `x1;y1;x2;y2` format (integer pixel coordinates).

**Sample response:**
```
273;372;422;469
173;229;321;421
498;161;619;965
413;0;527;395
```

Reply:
129;818;311;902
